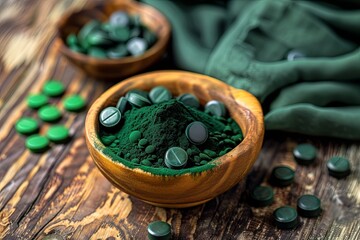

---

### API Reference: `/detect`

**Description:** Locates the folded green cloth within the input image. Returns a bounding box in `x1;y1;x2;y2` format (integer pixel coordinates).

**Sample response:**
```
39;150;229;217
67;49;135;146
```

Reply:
143;0;360;139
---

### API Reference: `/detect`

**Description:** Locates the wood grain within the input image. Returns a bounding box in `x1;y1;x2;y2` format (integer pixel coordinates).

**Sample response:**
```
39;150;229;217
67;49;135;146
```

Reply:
0;0;359;239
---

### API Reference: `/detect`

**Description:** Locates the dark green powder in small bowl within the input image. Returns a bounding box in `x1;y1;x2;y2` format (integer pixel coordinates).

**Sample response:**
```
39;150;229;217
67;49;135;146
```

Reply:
98;99;243;176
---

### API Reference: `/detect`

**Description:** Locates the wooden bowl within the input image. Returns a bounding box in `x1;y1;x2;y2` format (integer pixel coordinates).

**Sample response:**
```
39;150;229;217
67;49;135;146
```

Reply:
85;71;264;208
56;0;170;80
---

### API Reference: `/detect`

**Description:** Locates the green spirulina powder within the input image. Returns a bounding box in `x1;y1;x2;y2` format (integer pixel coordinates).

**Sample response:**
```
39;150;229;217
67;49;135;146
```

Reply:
99;99;243;176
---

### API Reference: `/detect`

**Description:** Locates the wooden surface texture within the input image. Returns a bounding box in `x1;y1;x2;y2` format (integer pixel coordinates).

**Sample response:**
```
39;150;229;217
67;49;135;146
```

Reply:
0;0;359;239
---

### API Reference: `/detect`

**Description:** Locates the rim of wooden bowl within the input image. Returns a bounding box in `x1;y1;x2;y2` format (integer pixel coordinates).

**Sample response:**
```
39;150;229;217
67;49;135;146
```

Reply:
56;0;170;65
85;70;264;177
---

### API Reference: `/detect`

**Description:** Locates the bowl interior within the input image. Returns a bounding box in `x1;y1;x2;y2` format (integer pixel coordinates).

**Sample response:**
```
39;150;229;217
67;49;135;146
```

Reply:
57;0;170;64
85;70;264;207
86;71;264;176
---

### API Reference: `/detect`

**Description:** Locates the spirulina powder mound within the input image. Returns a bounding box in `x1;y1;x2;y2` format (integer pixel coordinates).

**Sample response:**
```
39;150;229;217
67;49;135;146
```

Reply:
99;99;242;176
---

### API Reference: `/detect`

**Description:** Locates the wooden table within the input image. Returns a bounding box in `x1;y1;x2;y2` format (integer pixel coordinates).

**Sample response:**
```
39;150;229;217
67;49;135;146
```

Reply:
0;0;359;239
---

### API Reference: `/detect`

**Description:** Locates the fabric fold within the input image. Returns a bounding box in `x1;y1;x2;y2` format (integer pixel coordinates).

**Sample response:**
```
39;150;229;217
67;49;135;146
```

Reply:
144;0;360;139
265;104;360;140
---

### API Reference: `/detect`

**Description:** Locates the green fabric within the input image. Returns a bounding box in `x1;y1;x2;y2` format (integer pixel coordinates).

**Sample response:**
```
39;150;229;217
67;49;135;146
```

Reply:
143;0;360;140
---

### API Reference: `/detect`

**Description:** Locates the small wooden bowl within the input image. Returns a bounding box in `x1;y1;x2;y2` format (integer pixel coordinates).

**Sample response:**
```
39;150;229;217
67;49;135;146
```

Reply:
56;0;170;80
85;71;264;208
